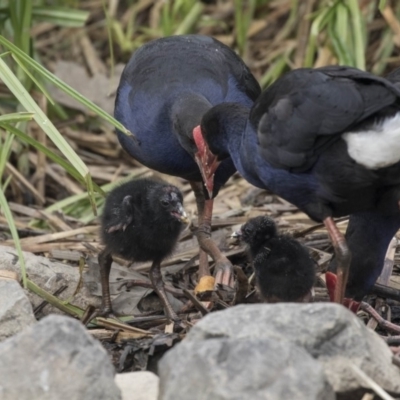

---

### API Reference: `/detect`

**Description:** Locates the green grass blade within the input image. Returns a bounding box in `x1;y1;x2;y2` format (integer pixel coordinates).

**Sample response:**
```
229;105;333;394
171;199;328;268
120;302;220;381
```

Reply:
329;4;353;66
329;24;353;65
174;2;203;35
347;0;366;70
371;28;394;75
8;0;32;84
260;55;289;88
1;123;104;196
0;57;89;179
0;128;14;180
32;7;89;27
11;53;55;105
45;169;148;220
334;2;349;48
1;123;84;184
26;279;84;317
0;187;27;287
0;112;34;123
0;35;132;137
304;5;335;67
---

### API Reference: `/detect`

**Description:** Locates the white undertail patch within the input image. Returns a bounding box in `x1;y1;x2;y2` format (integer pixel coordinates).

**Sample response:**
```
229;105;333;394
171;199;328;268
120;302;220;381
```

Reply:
343;112;400;169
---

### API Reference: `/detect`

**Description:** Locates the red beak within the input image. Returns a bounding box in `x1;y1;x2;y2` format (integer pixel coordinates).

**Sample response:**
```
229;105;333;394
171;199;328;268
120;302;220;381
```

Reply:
193;125;220;199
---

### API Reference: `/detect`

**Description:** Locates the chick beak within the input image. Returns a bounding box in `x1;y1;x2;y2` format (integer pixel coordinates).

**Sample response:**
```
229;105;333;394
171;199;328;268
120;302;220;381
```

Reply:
174;202;189;225
193;125;220;199
231;229;242;239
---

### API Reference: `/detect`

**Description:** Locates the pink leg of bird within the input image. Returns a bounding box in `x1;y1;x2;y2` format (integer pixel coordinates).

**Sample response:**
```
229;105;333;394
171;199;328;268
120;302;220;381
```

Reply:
190;181;211;279
323;217;354;308
201;198;234;288
192;125;235;288
190;181;234;288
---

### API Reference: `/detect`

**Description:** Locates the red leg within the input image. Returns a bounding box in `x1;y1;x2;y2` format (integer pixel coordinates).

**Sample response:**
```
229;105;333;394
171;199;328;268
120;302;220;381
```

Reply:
189;181;234;288
190;181;211;279
199;198;233;288
323;217;351;304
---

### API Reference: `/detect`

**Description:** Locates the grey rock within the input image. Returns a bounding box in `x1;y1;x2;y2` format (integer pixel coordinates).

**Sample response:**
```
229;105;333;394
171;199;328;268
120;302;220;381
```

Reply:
159;337;335;400
0;280;36;341
186;303;400;395
0;245;100;315
0;314;121;400
115;371;159;400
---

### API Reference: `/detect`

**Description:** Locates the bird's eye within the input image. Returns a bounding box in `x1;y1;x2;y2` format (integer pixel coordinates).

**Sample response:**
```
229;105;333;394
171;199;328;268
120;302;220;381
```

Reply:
243;228;251;235
161;199;169;207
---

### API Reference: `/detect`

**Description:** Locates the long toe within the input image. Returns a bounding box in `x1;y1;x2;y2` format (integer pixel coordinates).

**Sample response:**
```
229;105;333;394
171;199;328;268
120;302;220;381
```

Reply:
81;306;121;326
214;258;235;289
325;271;360;312
165;308;181;324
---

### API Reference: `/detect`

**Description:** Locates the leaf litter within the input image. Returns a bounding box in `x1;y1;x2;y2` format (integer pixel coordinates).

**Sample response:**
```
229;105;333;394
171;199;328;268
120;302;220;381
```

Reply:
1;0;400;375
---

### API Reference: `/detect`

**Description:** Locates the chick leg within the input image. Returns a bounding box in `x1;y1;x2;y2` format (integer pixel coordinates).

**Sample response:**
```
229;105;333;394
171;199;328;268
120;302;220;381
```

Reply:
82;248;118;325
190;181;234;288
149;260;180;322
324;217;351;304
98;248;115;315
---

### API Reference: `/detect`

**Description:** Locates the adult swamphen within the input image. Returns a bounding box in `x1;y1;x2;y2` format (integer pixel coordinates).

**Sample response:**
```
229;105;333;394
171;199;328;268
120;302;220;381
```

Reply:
233;216;315;302
114;35;261;289
196;65;400;309
98;178;188;321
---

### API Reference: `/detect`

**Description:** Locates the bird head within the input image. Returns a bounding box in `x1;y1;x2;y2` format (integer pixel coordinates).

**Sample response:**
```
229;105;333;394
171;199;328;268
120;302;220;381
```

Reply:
158;186;189;225
193;125;221;199
233;216;277;254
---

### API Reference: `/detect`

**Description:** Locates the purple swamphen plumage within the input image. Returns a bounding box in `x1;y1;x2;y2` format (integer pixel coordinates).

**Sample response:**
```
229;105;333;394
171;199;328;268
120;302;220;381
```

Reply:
114;34;261;289
198;65;400;309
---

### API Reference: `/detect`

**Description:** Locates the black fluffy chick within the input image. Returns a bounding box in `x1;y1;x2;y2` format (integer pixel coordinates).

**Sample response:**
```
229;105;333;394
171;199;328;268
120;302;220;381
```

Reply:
234;216;315;303
98;178;188;322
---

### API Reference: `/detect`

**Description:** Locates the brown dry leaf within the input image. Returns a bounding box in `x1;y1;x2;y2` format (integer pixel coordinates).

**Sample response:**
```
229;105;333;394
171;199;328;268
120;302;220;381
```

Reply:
0;270;19;282
49;61;125;115
194;276;215;294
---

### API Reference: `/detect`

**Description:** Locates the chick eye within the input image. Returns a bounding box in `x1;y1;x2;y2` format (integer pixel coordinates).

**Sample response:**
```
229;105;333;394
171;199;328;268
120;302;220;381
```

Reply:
161;199;169;207
243;227;251;235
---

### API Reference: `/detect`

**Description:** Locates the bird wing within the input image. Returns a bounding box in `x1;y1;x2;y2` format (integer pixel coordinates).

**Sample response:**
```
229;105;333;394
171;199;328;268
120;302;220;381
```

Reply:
211;37;261;102
253;66;400;171
253;249;271;270
105;195;136;233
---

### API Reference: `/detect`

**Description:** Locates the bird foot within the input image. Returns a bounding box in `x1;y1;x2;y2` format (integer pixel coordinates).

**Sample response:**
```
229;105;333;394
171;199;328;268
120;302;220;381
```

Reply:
165;308;188;330
214;259;235;289
325;272;360;312
118;280;137;291
81;305;121;326
118;280;182;322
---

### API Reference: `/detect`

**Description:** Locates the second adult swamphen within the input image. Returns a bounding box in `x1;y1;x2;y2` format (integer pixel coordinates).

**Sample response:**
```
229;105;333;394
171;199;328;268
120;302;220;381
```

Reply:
198;65;400;308
114;35;261;289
